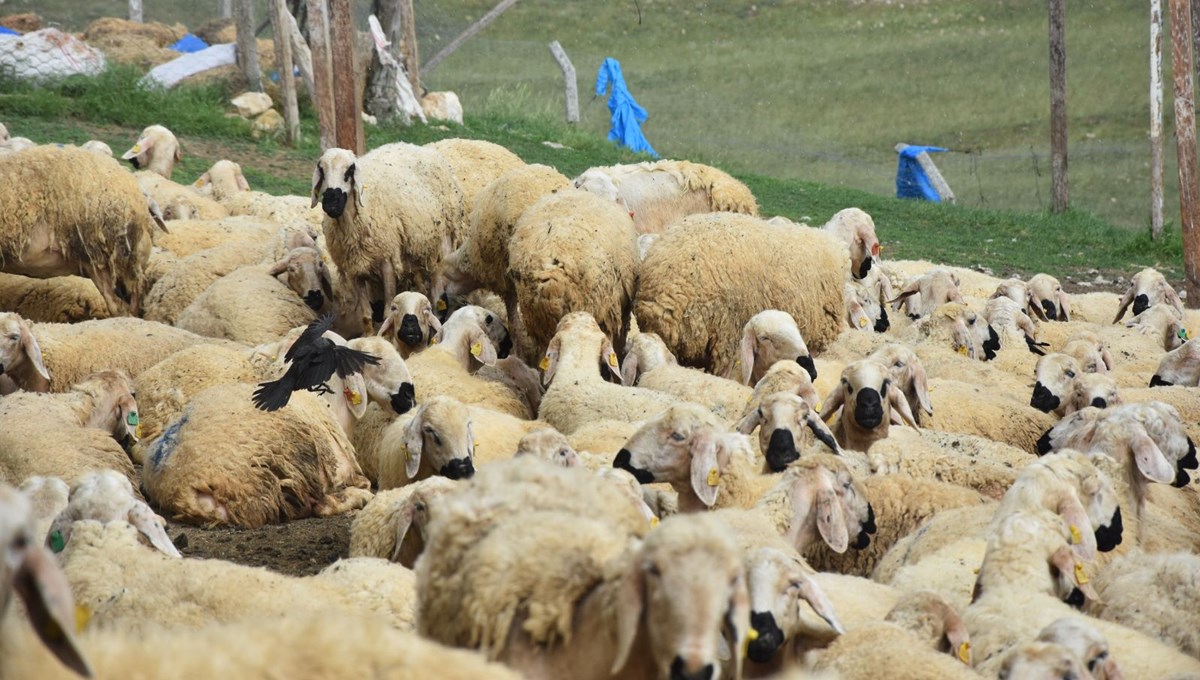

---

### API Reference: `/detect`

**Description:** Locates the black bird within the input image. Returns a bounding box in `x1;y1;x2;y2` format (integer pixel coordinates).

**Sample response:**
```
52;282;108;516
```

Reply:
252;314;380;411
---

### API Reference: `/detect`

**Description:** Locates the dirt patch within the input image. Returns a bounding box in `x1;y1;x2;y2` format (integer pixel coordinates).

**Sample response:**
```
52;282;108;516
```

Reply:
166;514;353;577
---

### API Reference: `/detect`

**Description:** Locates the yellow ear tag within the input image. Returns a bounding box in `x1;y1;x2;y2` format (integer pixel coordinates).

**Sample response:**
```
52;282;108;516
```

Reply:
814;401;823;413
608;352;619;368
1069;524;1081;545
707;467;720;487
135;424;143;439
1074;562;1089;585
956;346;968;356
746;627;760;642
436;299;447;311
402;444;410;462
858;317;867;328
130;143;141;154
539;356;550;371
470;342;483;357
429;336;438;345
957;641;970;664
75;604;92;633
343;387;362;406
649;516;659;528
193;178;206;187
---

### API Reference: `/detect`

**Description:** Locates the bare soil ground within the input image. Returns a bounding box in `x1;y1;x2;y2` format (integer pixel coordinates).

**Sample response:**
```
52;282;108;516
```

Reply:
165;514;352;577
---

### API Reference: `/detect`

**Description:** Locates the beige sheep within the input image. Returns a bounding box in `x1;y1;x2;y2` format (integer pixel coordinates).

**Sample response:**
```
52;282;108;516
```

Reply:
424;138;525;208
820;358;919;452
620;331;753;423
378;291;441;358
1026;273;1071;321
822;207;883;281
733;309;817;385
349;477;459;566
0;273;110;323
636;213;847;376
120;124;181;178
890;268;965;320
735;392;841;471
1151;337;1200;386
1124;302;1188;352
1113;266;1183;322
153;215;278;257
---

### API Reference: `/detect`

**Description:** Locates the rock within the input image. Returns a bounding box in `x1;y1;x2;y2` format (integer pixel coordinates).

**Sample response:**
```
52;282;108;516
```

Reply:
361;112;378;126
232;91;274;118
0;13;42;33
251;108;284;138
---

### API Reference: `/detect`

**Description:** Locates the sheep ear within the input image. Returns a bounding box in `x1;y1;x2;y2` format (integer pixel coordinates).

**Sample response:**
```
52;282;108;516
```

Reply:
403;408;426;480
805;411;841;454
1113;287;1134;323
423;308;442;340
173;145;182;163
886;280;920;305
940;607;972;665
911;359;933;414
620;350;640;387
734;407;763;436
122;134;152;160
13;545;92;678
726;574;750;680
193;172;210;189
738;323;757;385
689;428;721;508
377;314;395;339
1056;290;1071;322
1050;544;1100;602
1028;289;1050;321
847;297;870;330
820;383;845;422
128;501;181;557
795;574;844;634
468;328;498;367
952;319;974;358
887;383;919;428
20;321;51;382
612;559;647;675
1129;429;1176;484
267;258;289;277
236;169;251;192
343;373;369;420
600;335;621;381
1056;494;1098;560
540;343;560;386
389;502;417;563
815;486;850;553
319;265;335;304
1163;282;1185;316
117;395;139;442
310;164;324;209
1100;347;1116;372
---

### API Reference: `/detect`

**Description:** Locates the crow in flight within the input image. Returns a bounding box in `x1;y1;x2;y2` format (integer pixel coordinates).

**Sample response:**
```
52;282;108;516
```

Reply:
252;314;380;411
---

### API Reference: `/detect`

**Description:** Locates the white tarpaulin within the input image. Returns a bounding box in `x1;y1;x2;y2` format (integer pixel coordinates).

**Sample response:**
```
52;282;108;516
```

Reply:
140;42;236;89
0;28;106;82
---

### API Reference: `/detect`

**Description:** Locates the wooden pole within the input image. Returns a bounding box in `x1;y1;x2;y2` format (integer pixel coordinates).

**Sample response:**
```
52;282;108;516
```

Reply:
398;0;420;95
1171;0;1200;306
306;0;337;152
548;41;579;124
1152;0;1166;239
129;0;143;23
1048;0;1068;213
281;7;316;103
328;0;363;154
234;0;263;92
271;0;301;145
421;0;520;77
220;0;232;19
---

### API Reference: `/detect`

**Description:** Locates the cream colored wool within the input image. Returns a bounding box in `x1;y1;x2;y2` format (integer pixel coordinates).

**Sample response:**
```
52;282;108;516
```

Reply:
152;215;277;257
135;170;229;221
144;241;268;324
0;273;110;323
175;263;317;345
425;138;526;209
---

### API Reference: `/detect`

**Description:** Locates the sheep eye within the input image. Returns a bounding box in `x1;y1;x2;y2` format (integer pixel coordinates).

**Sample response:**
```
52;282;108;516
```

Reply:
1066;370;1076;378
391;305;398;311
646;562;662;577
894;361;905;368
428;430;442;446
485;315;494;324
669;432;686;442
7;334;16;342
414;502;426;512
11;533;28;551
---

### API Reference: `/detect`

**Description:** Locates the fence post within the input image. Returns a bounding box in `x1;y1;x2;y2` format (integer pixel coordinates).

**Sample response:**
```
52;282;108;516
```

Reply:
220;0;232;19
329;0;364;154
1048;0;1068;214
422;0;520;77
1152;0;1166;239
1171;0;1200;307
306;0;337;152
398;0;420;95
548;41;579;124
270;0;301;145
234;0;264;92
129;0;143;23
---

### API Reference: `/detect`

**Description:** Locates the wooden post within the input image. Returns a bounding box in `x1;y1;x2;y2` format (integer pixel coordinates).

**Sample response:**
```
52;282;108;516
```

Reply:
129;0;143;23
328;0;363;154
1048;0;1068;213
422;0;520;76
398;0;420;95
306;0;337;152
220;0;232;19
270;0;301;145
281;6;316;103
234;0;263;92
548;41;579;124
1171;0;1200;306
894;144;956;203
1152;0;1166;239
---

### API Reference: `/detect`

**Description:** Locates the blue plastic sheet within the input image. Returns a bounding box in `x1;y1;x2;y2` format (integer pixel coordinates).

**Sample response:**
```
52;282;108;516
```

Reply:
594;57;657;158
896;144;949;202
0;26;19;36
168;33;209;53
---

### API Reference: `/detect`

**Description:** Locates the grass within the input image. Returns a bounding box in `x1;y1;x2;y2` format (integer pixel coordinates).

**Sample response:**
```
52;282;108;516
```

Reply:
0;61;1183;282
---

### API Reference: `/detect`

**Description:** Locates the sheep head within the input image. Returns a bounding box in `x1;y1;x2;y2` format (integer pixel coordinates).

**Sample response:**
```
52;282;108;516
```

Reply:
541;312;620;387
514;428;580;468
1034;618;1124;680
347;336;415;415
74;370;141;444
737;309;815;385
868;343;933;423
193;159;250;200
1114;267;1183;322
614;403;730;508
742;361;822;422
1032;353;1081;414
820;359;917;447
1027;273;1071;322
401;397;475;481
379;292;442;354
1063;373;1120;416
823;207;881;280
121;124;181;178
620;332;677;386
0;313;50;390
311;147;361;219
47;470;178;558
384;477;457;567
744;547;842;664
1151;338;1199;387
735;393;840;471
883;591;972;664
268;246;334;313
1026;450;1124;556
973;509;1100;608
890;269;963;320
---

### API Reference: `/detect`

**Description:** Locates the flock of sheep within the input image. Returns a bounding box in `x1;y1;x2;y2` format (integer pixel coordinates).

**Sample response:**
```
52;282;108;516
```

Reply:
1;117;1199;680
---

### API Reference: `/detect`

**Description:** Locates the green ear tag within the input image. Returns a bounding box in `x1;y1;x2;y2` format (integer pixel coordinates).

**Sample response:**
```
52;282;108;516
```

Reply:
1179;328;1190;341
49;530;65;553
127;412;139;427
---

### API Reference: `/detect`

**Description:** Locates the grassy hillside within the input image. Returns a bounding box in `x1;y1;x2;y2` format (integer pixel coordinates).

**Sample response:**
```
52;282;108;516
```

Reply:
0;64;1181;285
12;0;1177;230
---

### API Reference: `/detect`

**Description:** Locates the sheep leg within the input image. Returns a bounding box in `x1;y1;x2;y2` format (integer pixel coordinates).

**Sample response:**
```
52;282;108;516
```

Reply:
357;281;374;335
381;260;397;309
314;487;373;517
505;294;533;365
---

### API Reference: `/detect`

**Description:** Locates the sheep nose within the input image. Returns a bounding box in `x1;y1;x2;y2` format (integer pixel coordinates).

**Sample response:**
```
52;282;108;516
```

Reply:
795;355;817;381
1091;397;1108;408
613;449;655;484
0;362;5;375
1150;374;1173;387
853;503;876;550
441;457;475;480
873;305;890;333
390;383;415;415
397;314;423;347
853;388;883;429
765;429;799;472
1041;299;1058;321
1065;587;1086;609
1036;428;1055;456
1030;382;1060;413
1095;507;1123;552
1180;438;1198;470
669;657;714;680
1133;294;1150;316
856;257;873;279
498;331;513;359
321;188;348;218
982;326;1000;360
1173;467;1191;488
303;290;324;311
747;612;785;663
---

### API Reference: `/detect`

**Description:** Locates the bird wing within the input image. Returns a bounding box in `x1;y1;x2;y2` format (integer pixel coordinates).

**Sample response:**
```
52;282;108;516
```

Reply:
284;313;336;364
332;347;381;378
252;373;296;411
295;346;343;391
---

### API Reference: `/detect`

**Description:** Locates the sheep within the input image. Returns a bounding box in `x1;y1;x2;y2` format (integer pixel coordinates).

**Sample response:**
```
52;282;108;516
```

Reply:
1151;338;1200;386
507;187;639;360
0;487;523;680
810;591;978;679
194;159;326;231
1063;330;1117;373
349;477;458;566
904;301;1001;363
538;312;679;435
135;169;230;221
866;343;933;425
0;369;140;486
845;275;892;333
918;377;1055;453
144;239;284;324
964;508;1200;678
637;213;847;378
0;145;162;316
46;469;177;557
378;291;442;358
734;392;841;472
0;123;7;141
18;476;69;546
419;500;750;680
1124;302;1188;351
573;159;758;234
514;428;582;467
740;360;823;422
1084;551;1200;659
1027;273;1071;321
1113;267;1183;322
0;273;110;323
823;207;883;281
310;142;465;333
406;305;531;418
120;123;181;178
438;163;570;357
424;138;526;208
1023;618;1125;680
985;295;1047;356
820;358;919;452
141;382;373;528
620;331;754;422
890;268;965;320
733;310;817;385
995;641;1095;680
1031;353;1084;415
153;215;278;257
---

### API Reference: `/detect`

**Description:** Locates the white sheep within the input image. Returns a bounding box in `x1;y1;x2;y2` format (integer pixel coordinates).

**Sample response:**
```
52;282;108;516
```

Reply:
0;273;110;323
1026;273;1071;321
349;477;459;566
18;476;69;546
424;138;526;208
120;124;181;178
378;291;442;358
734;392;841;471
822;207;883;281
48;469;178;557
890;268;965;320
1124;302;1188;352
1151;337;1200;386
734;309;817;385
1113;267;1183;322
820;358;919;452
620;331;753;423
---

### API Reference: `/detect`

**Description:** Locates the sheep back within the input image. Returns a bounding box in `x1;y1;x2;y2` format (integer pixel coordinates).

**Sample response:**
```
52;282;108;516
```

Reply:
144;241;265;324
0;273;110;322
175;264;317;345
425;138;526;209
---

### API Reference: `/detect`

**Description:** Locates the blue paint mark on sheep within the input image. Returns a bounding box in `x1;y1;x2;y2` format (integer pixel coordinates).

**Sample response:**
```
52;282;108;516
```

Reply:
148;414;188;470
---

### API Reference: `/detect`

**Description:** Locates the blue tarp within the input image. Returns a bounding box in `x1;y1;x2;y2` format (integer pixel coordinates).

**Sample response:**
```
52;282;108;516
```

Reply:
168;33;209;53
594;57;657;158
0;26;19;36
896;144;949;202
